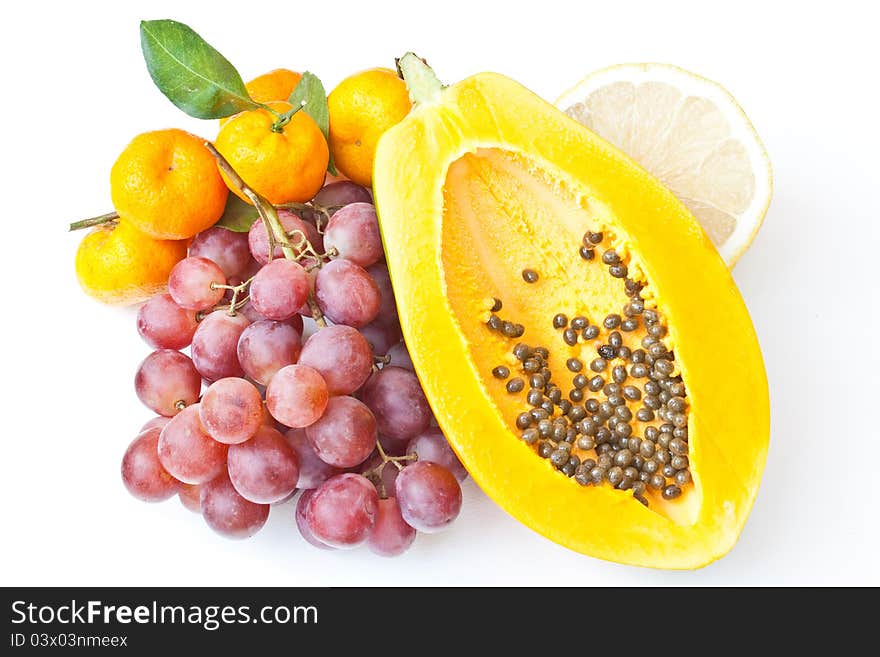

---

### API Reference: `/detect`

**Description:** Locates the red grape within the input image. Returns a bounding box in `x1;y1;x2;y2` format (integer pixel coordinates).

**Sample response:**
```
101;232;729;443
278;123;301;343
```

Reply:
168;256;226;311
191;310;250;381
407;428;468;482
315;259;380;328
249;258;310;321
121;427;180;502
379;434;410;456
200;472;269;539
361;367;432;441
266;364;329;428
248;211;316;265
179;483;201;512
386;341;414;371
323;202;383;267
296;214;323;254
365;263;399;329
285;429;340;489
240;301;305;334
297;325;372;395
139;416;171;433
367;497;417;557
395;461;462;533
188;226;253;278
313;181;372;212
295;490;333;549
199;377;263;444
157;404;228;484
136;293;199;350
305;474;379;548
237;320;302;386
134;349;201;416
305;396;377;468
360;321;401;356
227;425;299;503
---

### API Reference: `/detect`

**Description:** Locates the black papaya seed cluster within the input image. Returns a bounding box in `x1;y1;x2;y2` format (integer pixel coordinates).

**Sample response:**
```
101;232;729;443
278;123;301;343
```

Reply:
488;230;692;506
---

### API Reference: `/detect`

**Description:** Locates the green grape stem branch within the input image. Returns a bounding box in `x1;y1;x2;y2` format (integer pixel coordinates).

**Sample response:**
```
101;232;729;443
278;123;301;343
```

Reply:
205;142;327;327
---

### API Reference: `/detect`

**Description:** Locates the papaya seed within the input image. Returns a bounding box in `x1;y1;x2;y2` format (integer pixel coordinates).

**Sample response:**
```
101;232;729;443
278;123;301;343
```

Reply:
516;412;532;430
492;365;510;379
506;378;524;393
609;264;628;278
603;314;621;329
513;343;531;361
662;485;682;500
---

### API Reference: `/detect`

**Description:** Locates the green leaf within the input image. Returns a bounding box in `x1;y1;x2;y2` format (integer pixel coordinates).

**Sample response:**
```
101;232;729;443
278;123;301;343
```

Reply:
214;194;260;232
288;72;337;174
140;19;262;120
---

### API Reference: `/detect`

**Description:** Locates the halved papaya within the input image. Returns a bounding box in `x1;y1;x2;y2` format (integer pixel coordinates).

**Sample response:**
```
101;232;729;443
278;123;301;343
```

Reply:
373;55;769;569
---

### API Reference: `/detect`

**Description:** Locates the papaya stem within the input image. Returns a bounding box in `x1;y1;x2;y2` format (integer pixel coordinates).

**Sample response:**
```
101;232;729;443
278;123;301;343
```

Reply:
69;211;118;232
396;53;443;105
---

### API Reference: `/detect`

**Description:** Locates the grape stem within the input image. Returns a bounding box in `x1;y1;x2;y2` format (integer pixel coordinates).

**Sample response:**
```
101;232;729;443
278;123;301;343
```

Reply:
276;202;343;234
363;441;417;499
211;277;256;317
205;142;328;327
378;440;417;472
68;211;119;232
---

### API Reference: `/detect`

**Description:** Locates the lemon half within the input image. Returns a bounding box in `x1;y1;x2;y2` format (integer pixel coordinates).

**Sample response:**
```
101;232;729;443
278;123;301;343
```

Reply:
556;63;772;267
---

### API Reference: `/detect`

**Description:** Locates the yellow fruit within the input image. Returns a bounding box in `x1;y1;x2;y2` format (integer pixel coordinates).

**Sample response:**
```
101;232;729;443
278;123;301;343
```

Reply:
246;68;302;104
75;221;187;305
110;129;228;240
215;101;329;205
556;64;772;267
328;68;411;186
373;56;769;568
220;69;304;127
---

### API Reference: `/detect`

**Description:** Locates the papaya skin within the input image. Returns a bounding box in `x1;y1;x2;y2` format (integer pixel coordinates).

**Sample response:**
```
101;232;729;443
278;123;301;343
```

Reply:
373;64;769;569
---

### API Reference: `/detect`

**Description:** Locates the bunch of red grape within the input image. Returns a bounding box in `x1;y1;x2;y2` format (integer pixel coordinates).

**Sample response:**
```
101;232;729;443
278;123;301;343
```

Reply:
122;181;465;556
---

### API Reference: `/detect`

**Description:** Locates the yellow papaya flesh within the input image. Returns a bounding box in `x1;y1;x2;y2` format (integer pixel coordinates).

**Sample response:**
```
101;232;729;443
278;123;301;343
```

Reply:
373;58;769;569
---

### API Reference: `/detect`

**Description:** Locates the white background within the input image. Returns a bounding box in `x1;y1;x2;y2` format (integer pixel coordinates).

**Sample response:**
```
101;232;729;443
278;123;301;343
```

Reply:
1;0;877;586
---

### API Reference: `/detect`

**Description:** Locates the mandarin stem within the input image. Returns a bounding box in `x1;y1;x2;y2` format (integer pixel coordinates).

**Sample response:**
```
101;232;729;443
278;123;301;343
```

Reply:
68;211;119;232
